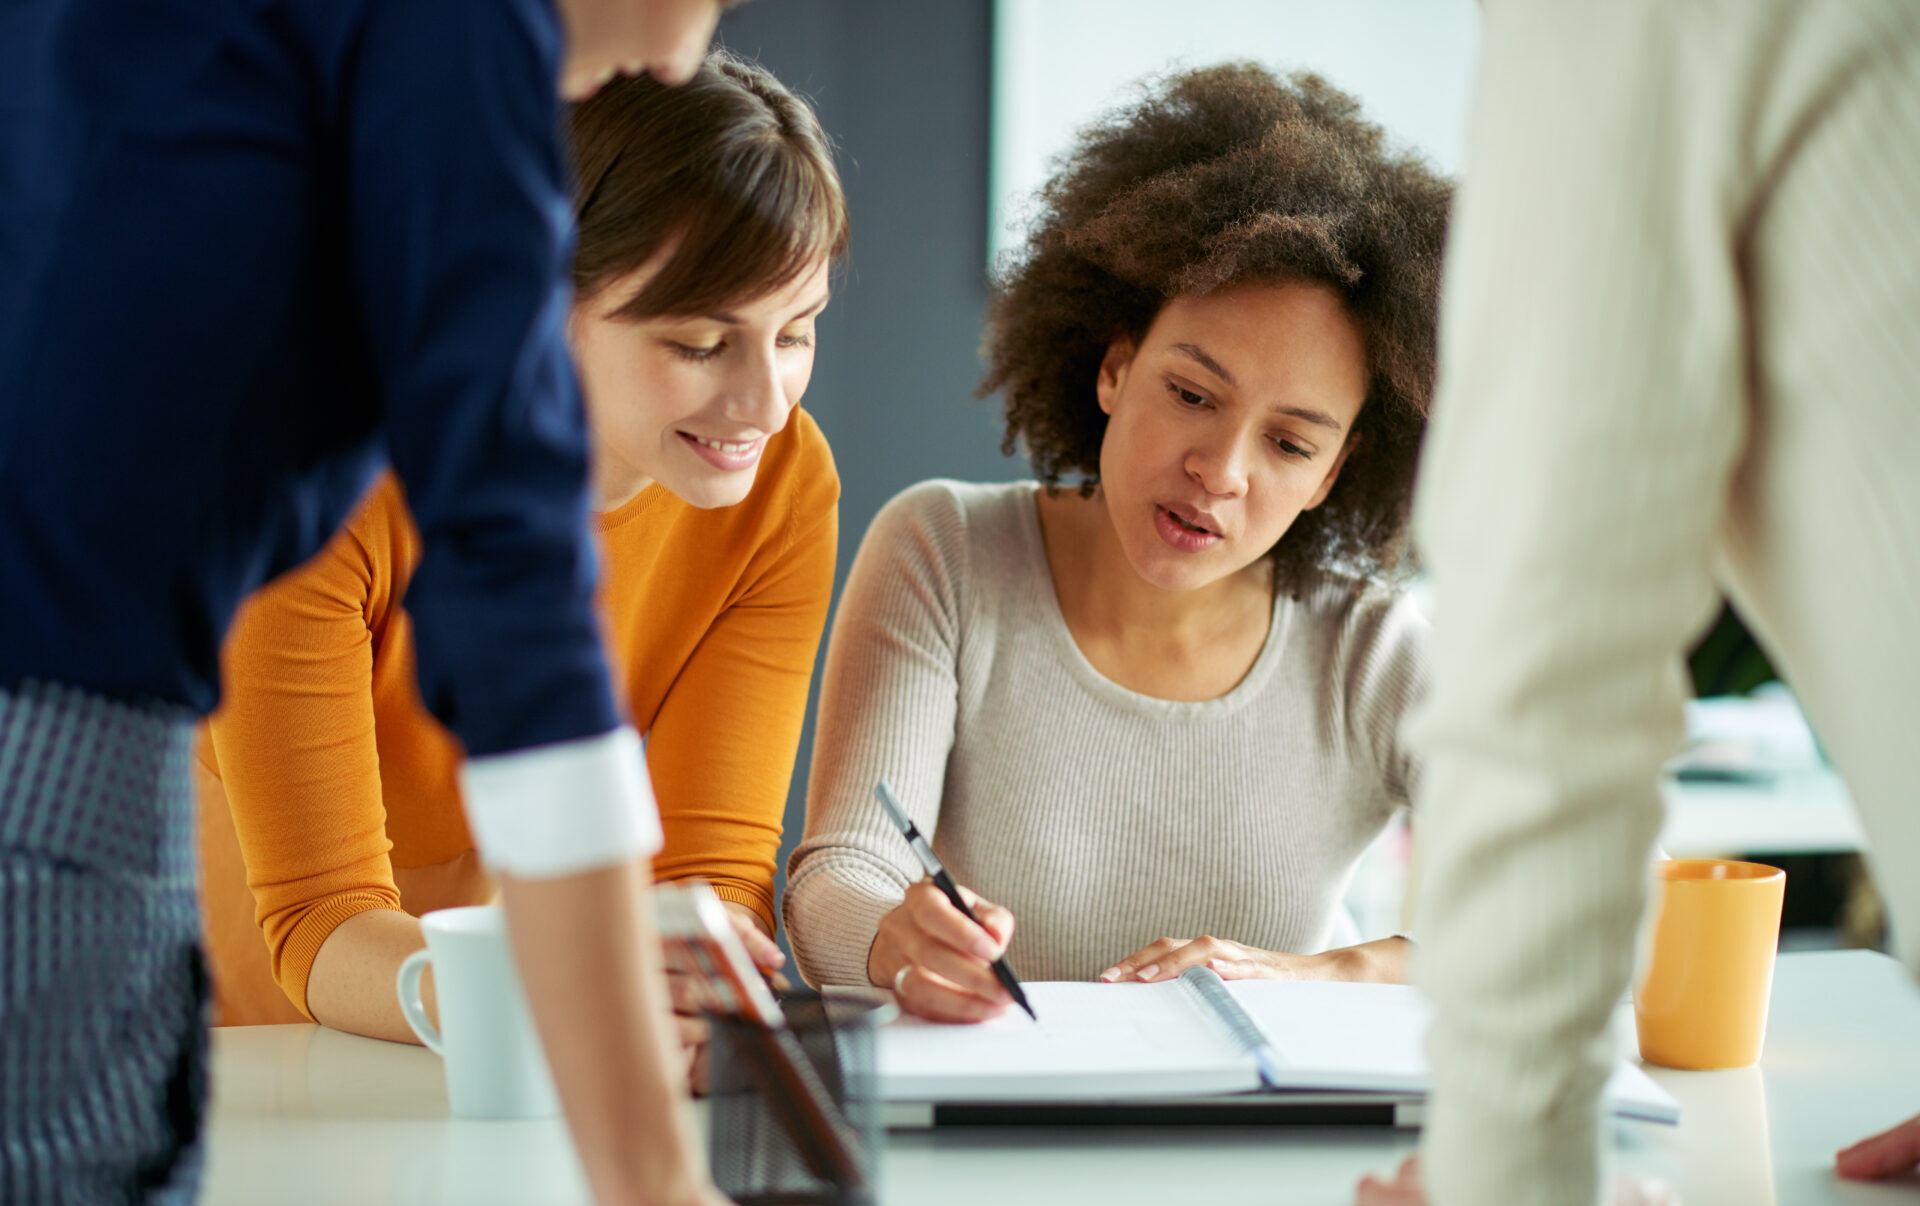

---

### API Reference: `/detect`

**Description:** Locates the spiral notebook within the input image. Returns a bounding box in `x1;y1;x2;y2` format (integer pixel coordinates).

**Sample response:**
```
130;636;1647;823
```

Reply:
874;967;1678;1126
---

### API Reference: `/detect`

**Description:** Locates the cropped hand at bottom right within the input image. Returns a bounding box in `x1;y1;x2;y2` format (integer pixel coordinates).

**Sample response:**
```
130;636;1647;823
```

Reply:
1836;1109;1920;1180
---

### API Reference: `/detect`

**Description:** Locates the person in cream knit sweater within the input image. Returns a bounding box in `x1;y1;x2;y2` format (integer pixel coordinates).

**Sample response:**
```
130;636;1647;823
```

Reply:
1355;3;1920;1204
198;56;844;1055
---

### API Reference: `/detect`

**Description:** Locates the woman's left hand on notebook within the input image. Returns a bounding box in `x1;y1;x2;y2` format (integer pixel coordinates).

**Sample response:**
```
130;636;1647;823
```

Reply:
1097;934;1411;985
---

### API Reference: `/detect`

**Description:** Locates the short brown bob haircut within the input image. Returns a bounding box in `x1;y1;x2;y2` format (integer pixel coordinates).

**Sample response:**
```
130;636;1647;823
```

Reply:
981;64;1450;591
568;49;849;317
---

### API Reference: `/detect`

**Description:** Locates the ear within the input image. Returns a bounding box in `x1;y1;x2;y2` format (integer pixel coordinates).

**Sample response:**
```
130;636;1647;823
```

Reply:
1095;337;1136;418
1304;434;1360;511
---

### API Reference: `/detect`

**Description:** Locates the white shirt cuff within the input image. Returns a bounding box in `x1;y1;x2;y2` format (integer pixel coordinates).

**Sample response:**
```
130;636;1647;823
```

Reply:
459;726;662;880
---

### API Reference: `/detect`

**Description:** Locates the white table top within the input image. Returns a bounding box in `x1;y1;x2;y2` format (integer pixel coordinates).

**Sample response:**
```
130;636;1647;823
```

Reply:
201;950;1918;1206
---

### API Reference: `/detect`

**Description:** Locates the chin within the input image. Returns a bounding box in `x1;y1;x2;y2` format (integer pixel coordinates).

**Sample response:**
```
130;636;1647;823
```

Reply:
1143;563;1222;594
671;473;757;511
1120;540;1226;595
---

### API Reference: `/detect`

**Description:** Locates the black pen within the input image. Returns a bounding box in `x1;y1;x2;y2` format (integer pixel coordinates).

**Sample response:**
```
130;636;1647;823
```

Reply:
873;781;1037;1021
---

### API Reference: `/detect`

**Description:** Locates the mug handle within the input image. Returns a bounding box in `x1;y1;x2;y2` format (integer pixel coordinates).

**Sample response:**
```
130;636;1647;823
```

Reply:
396;949;444;1054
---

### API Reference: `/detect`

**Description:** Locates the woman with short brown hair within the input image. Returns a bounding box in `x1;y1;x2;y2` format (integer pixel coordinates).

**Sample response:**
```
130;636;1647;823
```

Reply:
198;50;847;1045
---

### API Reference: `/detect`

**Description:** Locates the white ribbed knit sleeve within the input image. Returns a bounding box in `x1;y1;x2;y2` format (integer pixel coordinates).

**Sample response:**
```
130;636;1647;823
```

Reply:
784;482;972;988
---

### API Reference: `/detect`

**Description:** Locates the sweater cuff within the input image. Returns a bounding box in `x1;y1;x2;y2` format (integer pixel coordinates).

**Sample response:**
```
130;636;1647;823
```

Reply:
783;860;909;989
460;726;662;880
278;892;410;1021
702;883;777;938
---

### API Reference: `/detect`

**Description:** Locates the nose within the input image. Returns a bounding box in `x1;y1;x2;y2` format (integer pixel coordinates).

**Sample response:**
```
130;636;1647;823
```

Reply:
1185;432;1249;499
723;345;792;434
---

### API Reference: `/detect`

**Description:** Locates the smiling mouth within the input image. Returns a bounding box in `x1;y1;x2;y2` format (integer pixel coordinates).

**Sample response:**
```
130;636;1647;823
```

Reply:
683;433;761;455
676;430;768;473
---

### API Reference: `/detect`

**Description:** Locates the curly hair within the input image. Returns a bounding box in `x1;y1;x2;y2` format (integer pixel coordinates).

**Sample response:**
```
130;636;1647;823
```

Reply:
979;63;1451;591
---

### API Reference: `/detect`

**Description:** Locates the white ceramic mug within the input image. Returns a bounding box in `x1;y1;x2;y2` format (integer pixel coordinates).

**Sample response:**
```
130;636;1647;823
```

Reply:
396;905;560;1119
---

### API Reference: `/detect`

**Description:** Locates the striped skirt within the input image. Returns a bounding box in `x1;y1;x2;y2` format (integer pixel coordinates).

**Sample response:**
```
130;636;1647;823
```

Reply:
0;680;207;1206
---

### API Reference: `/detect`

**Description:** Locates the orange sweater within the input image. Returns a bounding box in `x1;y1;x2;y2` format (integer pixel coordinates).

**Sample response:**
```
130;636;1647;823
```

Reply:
197;411;837;1024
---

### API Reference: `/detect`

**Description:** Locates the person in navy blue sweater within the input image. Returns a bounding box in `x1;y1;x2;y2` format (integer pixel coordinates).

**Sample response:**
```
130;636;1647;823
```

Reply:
0;2;739;1204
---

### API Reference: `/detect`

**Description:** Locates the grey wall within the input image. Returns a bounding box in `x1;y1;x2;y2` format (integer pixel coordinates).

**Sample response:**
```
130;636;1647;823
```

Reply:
712;1;1018;948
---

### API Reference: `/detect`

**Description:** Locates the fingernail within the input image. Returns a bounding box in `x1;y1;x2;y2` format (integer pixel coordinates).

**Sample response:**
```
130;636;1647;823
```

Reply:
1097;967;1121;982
1136;963;1159;981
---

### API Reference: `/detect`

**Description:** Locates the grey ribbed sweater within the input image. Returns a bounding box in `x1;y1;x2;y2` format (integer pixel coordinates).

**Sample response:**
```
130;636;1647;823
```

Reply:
783;480;1427;989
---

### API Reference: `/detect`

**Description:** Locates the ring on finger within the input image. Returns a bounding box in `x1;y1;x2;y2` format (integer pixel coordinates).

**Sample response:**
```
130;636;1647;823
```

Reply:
892;963;912;996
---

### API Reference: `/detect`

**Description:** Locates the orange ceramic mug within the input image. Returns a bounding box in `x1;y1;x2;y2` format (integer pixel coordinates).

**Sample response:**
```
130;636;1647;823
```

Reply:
1634;859;1786;1070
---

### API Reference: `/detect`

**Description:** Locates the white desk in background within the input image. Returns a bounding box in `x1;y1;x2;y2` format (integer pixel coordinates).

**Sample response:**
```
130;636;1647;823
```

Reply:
1661;686;1864;858
201;950;1919;1206
1661;767;1865;858
1343;766;1863;941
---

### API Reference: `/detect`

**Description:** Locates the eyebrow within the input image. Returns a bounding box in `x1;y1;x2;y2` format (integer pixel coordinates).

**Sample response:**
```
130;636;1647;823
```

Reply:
1170;340;1347;432
706;293;832;326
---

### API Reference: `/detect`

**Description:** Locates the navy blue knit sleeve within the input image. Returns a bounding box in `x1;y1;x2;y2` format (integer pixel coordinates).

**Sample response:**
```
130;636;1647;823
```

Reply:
341;0;621;757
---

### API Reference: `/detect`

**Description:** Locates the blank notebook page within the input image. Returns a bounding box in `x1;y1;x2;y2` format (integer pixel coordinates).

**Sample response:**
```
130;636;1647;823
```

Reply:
1226;979;1678;1121
1225;980;1430;1088
878;981;1256;1100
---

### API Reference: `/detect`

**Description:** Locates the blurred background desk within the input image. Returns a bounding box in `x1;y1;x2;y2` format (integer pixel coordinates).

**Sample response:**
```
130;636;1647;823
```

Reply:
1661;768;1864;858
1344;766;1867;945
199;951;1917;1206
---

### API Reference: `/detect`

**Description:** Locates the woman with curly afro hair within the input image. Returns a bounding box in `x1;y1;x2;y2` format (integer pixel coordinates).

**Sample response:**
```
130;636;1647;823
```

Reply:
786;63;1451;1023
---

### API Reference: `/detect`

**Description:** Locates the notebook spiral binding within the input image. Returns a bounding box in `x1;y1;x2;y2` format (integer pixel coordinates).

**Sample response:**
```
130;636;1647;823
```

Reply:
1177;966;1286;1088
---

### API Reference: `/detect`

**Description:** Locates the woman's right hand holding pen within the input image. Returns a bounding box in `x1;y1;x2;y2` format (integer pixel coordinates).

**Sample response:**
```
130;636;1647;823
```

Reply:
868;880;1016;1023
